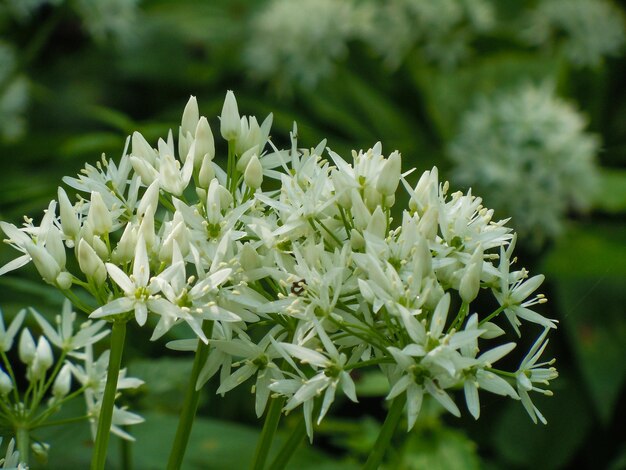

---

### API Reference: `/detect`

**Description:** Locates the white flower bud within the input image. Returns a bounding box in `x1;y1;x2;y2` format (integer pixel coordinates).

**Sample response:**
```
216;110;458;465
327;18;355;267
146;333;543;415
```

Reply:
460;247;483;303
0;368;13;395
25;244;61;285
159;154;184;196
52;364;72;398
137;180;160;218
19;329;36;365
198;154;215;189
55;272;73;290
363;185;382;212
244;154;263;189
131;131;157;164
112;224;138;264
87;192;112;235
58;187;80;240
91;235;109;260
181;96;199;136
35;336;53;371
130;156;158;185
349;229;364;251
376;151;402;196
220;90;241;141
239;244;261;271
140;210;156;250
236;145;259;173
350;190;371;230
366;206;387;239
78;239;107;285
193;116;215;167
45;227;66;269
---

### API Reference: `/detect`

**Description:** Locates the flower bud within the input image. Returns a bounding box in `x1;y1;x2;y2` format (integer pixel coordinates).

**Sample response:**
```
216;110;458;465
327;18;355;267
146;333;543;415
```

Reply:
91;235;109;260
137;180;160;218
220;90;241;141
131;131;157;164
46;227;66;269
460;247;483;303
0;368;13;395
236;145;259;173
198;155;215;189
19;328;36;365
193;117;215;167
181;96;199;137
239;244;262;271
52;364;72;398
58;187;80;240
55;272;73;290
244;154;263;189
350;190;370;230
35;336;54;371
376;151;402;196
25;244;61;285
87;192;112;235
78;239;107;285
112;224;138;264
366;206;386;239
130;156;158;185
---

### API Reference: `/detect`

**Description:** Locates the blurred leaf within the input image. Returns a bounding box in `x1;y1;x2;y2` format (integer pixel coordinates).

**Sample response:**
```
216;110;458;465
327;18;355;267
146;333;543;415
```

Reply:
492;374;592;469
595;168;626;213
86;106;137;133
355;370;388;397
40;410;358;469
543;223;626;423
59;132;124;160
393;426;480;470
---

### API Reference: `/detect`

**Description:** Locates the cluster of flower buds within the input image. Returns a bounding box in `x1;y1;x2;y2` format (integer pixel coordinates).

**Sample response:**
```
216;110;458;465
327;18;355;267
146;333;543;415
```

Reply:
1;91;557;442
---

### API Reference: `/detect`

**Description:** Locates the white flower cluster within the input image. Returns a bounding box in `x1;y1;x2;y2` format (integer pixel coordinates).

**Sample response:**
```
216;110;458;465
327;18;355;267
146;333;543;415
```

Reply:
448;83;599;245
522;0;626;67
1;92;557;440
362;0;495;69
242;0;367;89
0;302;143;448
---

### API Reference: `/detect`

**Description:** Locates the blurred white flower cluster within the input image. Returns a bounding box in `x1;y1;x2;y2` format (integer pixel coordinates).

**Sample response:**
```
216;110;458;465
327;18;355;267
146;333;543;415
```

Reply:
1;92;557;440
449;83;600;245
0;302;143;453
522;0;626;67
242;0;494;88
362;0;495;69
243;0;366;89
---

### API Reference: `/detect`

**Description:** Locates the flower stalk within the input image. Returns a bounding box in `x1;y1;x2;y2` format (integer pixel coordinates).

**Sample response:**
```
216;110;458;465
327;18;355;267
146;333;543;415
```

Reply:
363;395;406;470
251;396;285;470
91;319;127;470
166;321;214;470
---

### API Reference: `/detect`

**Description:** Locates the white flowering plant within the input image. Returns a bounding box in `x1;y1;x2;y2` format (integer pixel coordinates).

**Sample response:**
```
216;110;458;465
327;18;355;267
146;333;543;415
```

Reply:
0;92;558;469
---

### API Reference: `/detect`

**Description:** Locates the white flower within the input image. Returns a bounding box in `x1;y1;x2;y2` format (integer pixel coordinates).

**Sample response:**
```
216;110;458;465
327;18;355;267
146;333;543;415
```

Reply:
90;235;173;326
515;328;558;424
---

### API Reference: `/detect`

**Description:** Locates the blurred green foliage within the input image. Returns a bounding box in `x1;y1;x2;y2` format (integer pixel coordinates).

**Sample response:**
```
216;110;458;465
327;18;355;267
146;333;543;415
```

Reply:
1;0;626;468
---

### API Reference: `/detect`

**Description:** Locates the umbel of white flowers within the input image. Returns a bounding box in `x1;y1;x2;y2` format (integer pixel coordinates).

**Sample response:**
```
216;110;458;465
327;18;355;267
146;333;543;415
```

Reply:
0;91;557;440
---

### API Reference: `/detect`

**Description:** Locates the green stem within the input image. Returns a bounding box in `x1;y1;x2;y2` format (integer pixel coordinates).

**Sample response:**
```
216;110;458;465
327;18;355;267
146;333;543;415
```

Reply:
166;321;214;470
251;396;285;470
267;415;306;470
363;395;406;470
16;426;30;465
91;320;127;470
